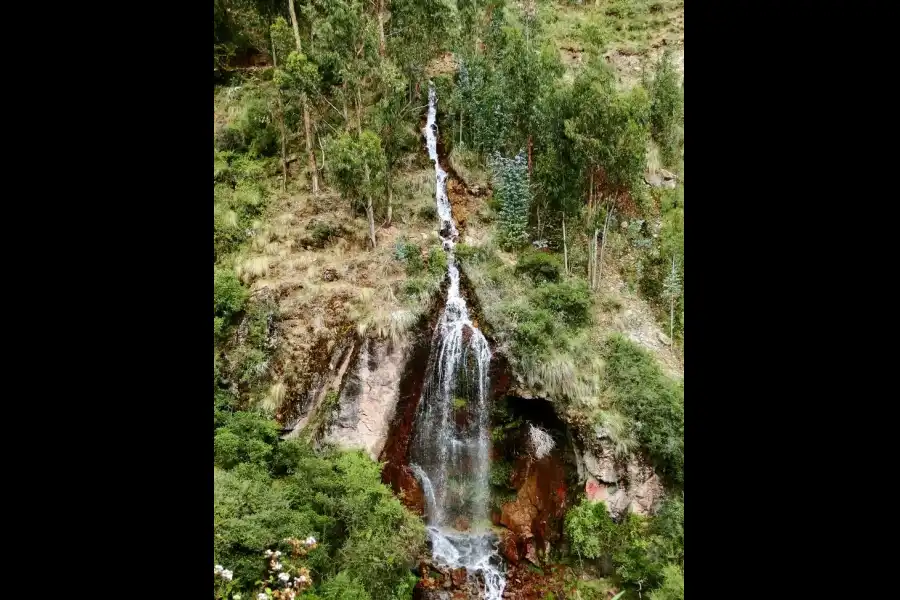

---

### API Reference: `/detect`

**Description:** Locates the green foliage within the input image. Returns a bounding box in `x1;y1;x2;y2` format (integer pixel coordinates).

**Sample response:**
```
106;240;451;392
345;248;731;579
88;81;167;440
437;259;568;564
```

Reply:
214;411;280;469
515;250;563;283
215;88;279;157
394;237;424;275
327;130;387;213
452;397;468;411
533;280;592;327
214;267;249;338
648;564;684;600
490;151;533;250
648;51;683;167
427;246;448;277
602;336;684;486
274;51;321;95
319;572;372;600
565;64;650;195
564;500;620;559
214;411;426;599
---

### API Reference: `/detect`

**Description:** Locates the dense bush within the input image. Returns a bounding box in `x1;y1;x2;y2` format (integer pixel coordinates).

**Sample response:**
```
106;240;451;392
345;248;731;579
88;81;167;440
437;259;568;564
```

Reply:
515;250;563;283
490;151;532;250
214;411;426;600
427;246;448;277
533;280;592;326
564;499;621;560
649;51;684;167
565;496;684;595
394;237;424;275
603;336;684;486
214;267;248;338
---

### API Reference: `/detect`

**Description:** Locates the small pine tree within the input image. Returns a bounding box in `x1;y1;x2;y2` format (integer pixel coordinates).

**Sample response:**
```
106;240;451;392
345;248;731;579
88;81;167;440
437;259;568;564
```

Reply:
661;256;682;339
490;151;532;250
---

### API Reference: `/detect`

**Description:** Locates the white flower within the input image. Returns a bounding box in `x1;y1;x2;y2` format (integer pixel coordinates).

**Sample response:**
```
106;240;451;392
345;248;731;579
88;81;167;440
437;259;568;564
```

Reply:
304;536;316;546
233;595;241;600
258;594;268;600
215;565;224;574
221;569;233;581
264;549;274;557
297;575;308;583
274;550;282;558
272;562;283;571
278;572;290;582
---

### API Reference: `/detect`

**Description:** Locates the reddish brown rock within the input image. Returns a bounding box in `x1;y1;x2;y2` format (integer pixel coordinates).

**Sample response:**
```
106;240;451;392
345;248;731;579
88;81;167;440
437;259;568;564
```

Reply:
500;533;520;564
396;465;425;516
454;516;471;531
450;567;467;587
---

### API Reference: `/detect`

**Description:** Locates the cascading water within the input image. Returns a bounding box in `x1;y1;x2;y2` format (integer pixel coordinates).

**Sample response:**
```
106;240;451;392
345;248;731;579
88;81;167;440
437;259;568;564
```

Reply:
409;84;506;599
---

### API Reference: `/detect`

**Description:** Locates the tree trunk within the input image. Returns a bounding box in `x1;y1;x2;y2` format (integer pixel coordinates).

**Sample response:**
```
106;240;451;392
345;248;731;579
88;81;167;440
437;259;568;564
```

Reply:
367;198;377;248
377;0;386;57
460;111;463;145
272;40;288;193
591;228;599;290
597;204;613;290
342;83;350;130
386;170;393;226
356;87;363;135
527;134;533;177
670;256;676;339
562;218;568;275
589;169;594;209
288;0;303;51
303;94;319;194
288;1;318;195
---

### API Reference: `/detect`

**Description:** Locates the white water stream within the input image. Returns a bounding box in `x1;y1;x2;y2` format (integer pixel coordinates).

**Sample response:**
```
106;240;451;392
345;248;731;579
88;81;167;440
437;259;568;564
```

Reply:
410;84;506;600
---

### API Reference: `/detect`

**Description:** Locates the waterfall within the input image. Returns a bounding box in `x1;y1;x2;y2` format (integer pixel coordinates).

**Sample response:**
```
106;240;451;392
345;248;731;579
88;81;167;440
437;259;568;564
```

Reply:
410;84;506;600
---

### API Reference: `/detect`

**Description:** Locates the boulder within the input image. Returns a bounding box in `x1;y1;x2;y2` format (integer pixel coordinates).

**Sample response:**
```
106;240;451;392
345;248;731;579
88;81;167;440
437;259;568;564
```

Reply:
583;448;618;483
450;568;467;587
500;532;520;564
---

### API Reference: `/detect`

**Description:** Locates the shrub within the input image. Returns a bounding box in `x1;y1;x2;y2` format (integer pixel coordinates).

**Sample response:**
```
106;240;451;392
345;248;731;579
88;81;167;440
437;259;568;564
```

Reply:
648;565;684;600
533;280;592;327
394;237;424;275
214;411;280;470
564;499;619;559
515;250;562;283
214;420;426;600
649;51;684;166
603;336;684;486
427;246;448;277
490;151;532;250
214;268;248;338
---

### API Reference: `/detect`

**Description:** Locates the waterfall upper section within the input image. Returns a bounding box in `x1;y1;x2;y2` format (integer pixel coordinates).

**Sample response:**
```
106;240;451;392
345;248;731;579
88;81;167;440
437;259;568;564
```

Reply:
409;84;505;600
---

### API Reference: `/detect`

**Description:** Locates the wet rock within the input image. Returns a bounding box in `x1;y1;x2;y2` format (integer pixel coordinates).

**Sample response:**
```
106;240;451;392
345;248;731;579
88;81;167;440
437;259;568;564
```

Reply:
583;448;618;483
450;567;467;587
454;516;471;531
586;477;607;503
396;465;425;516
326;339;408;460
500;532;520;564
524;538;539;565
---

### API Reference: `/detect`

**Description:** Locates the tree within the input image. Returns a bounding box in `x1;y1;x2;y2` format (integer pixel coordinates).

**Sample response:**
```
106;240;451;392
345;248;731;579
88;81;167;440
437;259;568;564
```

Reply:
648;51;684;167
490;151;532;250
372;60;413;226
327;130;386;248
287;0;320;194
564;62;650;208
661;256;682;340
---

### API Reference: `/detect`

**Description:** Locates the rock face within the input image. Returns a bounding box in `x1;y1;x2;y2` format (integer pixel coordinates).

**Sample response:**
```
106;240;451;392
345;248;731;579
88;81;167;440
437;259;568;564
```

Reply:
580;432;664;518
499;453;568;565
326;337;408;460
